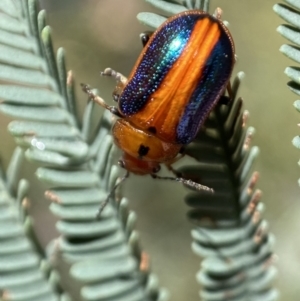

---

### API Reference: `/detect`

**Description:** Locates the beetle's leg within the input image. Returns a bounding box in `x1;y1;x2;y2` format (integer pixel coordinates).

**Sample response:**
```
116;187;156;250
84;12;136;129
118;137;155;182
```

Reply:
101;68;128;85
164;147;187;176
164;154;185;177
140;31;153;47
166;164;182;178
166;154;185;166
213;7;223;20
101;68;128;102
81;83;122;117
179;147;186;155
151;173;213;192
96;170;130;219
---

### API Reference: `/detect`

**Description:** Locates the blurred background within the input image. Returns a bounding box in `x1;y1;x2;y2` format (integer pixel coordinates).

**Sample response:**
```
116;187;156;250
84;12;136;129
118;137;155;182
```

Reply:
1;0;299;300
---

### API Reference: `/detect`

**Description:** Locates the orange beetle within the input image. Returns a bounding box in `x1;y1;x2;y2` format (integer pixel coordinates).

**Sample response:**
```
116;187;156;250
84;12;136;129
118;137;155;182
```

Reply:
82;9;235;216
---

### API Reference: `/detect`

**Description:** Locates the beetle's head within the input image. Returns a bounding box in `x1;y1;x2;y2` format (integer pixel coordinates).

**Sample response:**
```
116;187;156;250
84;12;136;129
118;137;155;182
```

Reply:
118;152;160;175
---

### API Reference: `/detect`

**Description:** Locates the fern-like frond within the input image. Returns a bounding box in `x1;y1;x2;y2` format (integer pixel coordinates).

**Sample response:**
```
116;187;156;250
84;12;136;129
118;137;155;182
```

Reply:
0;1;168;300
143;1;278;300
184;73;278;301
0;147;71;301
138;0;209;28
274;2;300;186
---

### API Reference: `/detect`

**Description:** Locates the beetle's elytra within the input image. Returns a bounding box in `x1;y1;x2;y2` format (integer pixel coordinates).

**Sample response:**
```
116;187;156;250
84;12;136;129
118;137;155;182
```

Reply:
82;9;235;216
120;10;234;145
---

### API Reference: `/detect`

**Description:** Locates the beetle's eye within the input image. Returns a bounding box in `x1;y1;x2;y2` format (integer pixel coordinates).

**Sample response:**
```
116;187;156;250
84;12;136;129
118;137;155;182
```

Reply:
118;159;125;169
152;166;161;173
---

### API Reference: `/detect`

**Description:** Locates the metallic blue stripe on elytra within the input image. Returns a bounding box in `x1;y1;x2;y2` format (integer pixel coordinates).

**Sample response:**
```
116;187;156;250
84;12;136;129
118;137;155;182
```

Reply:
119;14;204;116
176;30;234;144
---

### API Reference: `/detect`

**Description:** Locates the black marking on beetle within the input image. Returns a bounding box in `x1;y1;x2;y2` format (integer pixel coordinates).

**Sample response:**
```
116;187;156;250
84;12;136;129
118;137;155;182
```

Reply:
138;144;150;157
148;126;157;134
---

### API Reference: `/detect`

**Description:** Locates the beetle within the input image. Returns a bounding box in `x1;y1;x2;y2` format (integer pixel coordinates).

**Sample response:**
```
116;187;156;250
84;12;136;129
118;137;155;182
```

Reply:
82;8;235;216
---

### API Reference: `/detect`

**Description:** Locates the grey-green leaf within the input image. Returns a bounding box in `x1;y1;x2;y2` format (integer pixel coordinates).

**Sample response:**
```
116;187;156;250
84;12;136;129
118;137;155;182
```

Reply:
293;99;300;112
0;85;63;105
8;121;80;137
284;66;300;84
56;219;120;238
71;257;137;282
285;0;300;10
137;12;167;29
277;25;300;46
0;43;47;70
0;28;37;51
0;12;29;34
44;188;106;205
36;168;99;187
0;64;58;89
0;104;73;123
273;4;300;29
25;149;74;166
17;137;88;159
145;0;187;15
280;44;300;63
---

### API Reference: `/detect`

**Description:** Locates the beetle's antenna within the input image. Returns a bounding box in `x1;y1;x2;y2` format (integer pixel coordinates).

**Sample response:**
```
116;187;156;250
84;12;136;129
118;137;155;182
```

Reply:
151;174;214;193
96;171;130;219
